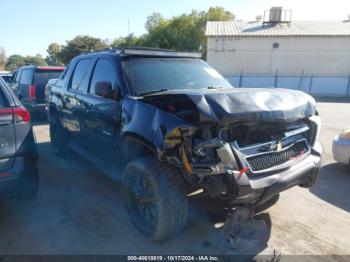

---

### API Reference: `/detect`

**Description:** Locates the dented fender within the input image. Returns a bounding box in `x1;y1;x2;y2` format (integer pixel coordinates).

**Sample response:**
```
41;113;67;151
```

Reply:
121;96;197;157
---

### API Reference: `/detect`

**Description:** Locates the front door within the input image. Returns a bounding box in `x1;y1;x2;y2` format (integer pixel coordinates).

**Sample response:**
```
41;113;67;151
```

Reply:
80;58;123;170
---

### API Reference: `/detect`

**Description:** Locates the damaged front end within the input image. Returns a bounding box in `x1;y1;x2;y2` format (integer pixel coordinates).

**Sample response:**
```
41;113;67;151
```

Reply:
187;117;321;206
123;87;323;210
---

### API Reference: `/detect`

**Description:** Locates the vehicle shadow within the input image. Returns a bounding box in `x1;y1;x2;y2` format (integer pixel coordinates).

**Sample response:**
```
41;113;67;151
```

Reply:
310;163;350;212
0;137;273;256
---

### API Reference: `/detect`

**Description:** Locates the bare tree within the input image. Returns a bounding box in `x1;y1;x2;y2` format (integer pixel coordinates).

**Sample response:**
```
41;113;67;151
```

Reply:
0;47;6;71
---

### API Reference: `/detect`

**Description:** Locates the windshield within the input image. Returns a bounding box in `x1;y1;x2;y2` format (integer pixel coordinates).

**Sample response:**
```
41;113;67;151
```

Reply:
123;58;233;96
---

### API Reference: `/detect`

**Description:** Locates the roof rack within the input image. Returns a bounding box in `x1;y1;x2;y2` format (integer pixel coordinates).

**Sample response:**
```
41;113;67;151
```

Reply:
120;47;201;58
80;48;115;55
118;46;173;53
80;46;202;58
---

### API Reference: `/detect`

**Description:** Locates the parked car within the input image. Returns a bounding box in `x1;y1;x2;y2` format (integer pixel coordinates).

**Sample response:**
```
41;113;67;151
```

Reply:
0;77;38;199
0;72;12;84
333;127;350;166
10;66;64;115
46;47;323;241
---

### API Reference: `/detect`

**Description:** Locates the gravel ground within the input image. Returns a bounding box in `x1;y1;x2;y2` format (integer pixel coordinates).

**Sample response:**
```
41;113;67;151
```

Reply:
0;101;349;259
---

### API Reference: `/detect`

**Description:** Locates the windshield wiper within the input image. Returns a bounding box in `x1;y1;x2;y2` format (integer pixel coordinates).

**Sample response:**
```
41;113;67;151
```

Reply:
138;89;169;96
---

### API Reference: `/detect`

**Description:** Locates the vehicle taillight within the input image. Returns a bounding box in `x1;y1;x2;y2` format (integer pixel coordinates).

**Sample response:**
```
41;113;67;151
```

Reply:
0;107;30;123
13;107;31;123
28;84;36;99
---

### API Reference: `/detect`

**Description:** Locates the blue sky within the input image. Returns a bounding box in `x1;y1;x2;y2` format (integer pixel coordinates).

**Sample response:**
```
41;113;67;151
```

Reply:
1;0;349;57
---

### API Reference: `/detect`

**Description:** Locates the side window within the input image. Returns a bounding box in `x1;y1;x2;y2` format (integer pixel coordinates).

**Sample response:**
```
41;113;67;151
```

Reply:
11;71;17;83
70;59;93;92
15;70;21;83
89;59;118;95
59;62;70;80
19;70;33;85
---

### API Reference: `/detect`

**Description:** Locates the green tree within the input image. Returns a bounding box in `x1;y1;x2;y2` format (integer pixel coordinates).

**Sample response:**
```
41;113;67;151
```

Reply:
204;6;235;21
5;55;25;71
142;7;234;56
145;12;166;31
46;43;63;66
45;6;234;64
5;54;47;71
111;33;145;48
59;35;108;64
0;47;6;71
24;54;47;67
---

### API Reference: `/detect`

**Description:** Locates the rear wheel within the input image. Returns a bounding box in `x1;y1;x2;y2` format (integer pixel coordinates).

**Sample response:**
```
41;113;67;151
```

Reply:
49;113;68;156
122;156;188;241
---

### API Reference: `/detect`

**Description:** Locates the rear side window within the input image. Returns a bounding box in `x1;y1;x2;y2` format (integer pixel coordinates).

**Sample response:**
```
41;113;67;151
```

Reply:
89;59;118;94
59;63;71;80
34;70;63;88
15;71;21;83
70;59;94;92
10;71;17;83
0;93;6;108
0;82;9;108
19;69;33;85
1;76;12;83
11;70;20;83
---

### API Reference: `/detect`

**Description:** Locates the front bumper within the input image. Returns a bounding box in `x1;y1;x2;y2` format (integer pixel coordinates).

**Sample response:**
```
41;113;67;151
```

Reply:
202;142;323;207
332;136;350;165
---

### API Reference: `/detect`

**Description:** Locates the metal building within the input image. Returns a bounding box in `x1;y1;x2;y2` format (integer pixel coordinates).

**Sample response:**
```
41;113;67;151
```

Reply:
205;10;350;97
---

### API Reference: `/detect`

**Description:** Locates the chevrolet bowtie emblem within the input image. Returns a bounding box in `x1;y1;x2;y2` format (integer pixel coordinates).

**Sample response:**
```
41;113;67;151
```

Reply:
270;141;283;152
276;141;283;151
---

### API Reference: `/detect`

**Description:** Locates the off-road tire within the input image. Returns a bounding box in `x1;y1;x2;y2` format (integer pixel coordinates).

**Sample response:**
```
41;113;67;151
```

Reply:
19;167;39;199
122;156;188;242
49;113;69;156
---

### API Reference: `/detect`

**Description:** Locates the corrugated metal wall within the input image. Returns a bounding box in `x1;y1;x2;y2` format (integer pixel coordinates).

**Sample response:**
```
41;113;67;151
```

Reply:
207;36;350;77
225;75;350;97
207;36;350;96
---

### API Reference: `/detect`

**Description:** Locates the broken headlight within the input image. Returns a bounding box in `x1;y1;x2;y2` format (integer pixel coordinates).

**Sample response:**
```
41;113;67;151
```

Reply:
193;138;223;157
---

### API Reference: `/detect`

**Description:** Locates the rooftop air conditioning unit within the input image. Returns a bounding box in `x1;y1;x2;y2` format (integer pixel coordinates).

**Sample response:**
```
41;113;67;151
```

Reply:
269;7;283;23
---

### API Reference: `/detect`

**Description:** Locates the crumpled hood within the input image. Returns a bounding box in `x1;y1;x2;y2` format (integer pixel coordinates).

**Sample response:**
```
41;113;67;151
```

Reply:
143;88;316;124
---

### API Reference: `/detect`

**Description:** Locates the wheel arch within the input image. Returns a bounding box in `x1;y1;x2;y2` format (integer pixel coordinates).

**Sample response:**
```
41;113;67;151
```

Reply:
122;132;159;162
48;103;62;123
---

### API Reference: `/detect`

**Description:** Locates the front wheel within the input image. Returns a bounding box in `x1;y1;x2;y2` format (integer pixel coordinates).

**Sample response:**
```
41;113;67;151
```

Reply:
122;156;188;242
49;113;69;156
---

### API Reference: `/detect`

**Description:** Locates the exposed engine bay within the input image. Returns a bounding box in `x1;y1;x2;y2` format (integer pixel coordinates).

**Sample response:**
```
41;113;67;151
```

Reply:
123;87;322;208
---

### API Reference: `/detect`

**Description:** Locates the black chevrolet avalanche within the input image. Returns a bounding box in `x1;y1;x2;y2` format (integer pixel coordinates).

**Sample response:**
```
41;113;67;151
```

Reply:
46;48;323;241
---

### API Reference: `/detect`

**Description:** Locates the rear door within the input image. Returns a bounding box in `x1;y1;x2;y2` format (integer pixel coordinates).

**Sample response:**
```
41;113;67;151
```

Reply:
62;58;94;140
0;79;16;159
17;68;33;102
34;68;64;103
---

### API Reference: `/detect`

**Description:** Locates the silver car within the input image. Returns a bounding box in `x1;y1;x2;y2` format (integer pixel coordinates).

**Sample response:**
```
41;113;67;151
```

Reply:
333;127;350;166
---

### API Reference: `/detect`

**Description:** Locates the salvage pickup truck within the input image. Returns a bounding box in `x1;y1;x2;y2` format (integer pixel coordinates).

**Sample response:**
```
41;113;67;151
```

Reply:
46;47;323;241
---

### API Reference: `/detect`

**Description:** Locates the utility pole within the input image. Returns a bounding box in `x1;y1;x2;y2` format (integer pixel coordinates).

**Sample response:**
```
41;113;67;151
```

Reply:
128;19;130;35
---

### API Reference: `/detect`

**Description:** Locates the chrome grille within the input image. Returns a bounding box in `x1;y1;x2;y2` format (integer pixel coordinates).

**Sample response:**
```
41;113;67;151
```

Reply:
245;140;309;172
